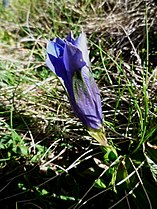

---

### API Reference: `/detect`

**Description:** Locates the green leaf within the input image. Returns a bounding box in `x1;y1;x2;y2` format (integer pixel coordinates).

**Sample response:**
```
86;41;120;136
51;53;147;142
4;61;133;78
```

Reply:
88;127;107;146
95;179;106;189
102;145;118;164
145;155;157;182
11;130;21;142
116;158;130;188
0;141;5;149
59;195;75;201
18;146;28;156
144;143;157;183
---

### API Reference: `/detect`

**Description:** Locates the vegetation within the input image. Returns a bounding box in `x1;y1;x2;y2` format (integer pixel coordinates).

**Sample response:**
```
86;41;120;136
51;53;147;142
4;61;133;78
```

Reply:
0;0;157;208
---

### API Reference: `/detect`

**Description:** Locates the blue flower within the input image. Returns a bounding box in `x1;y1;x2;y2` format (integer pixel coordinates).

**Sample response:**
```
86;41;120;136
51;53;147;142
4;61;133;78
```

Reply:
46;32;103;131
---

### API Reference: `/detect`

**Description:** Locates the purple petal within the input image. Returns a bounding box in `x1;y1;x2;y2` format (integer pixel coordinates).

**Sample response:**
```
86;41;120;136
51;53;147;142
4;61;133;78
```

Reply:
72;66;102;129
63;42;86;75
55;37;65;48
66;32;75;45
47;53;66;78
74;32;90;67
46;32;103;131
81;66;102;119
47;40;64;58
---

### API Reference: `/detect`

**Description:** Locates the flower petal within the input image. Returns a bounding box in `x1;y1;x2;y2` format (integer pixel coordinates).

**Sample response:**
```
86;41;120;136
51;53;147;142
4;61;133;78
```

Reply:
75;32;90;67
72;67;102;129
63;42;86;75
66;32;75;44
47;40;64;58
81;66;102;120
47;53;71;87
55;37;65;48
46;32;103;131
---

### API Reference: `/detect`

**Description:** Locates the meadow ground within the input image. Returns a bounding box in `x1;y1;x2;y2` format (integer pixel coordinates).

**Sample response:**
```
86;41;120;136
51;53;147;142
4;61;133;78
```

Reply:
0;0;157;208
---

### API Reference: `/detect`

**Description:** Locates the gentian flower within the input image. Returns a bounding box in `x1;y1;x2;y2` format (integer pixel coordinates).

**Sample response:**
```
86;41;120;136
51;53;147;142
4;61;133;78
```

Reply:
46;32;107;146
